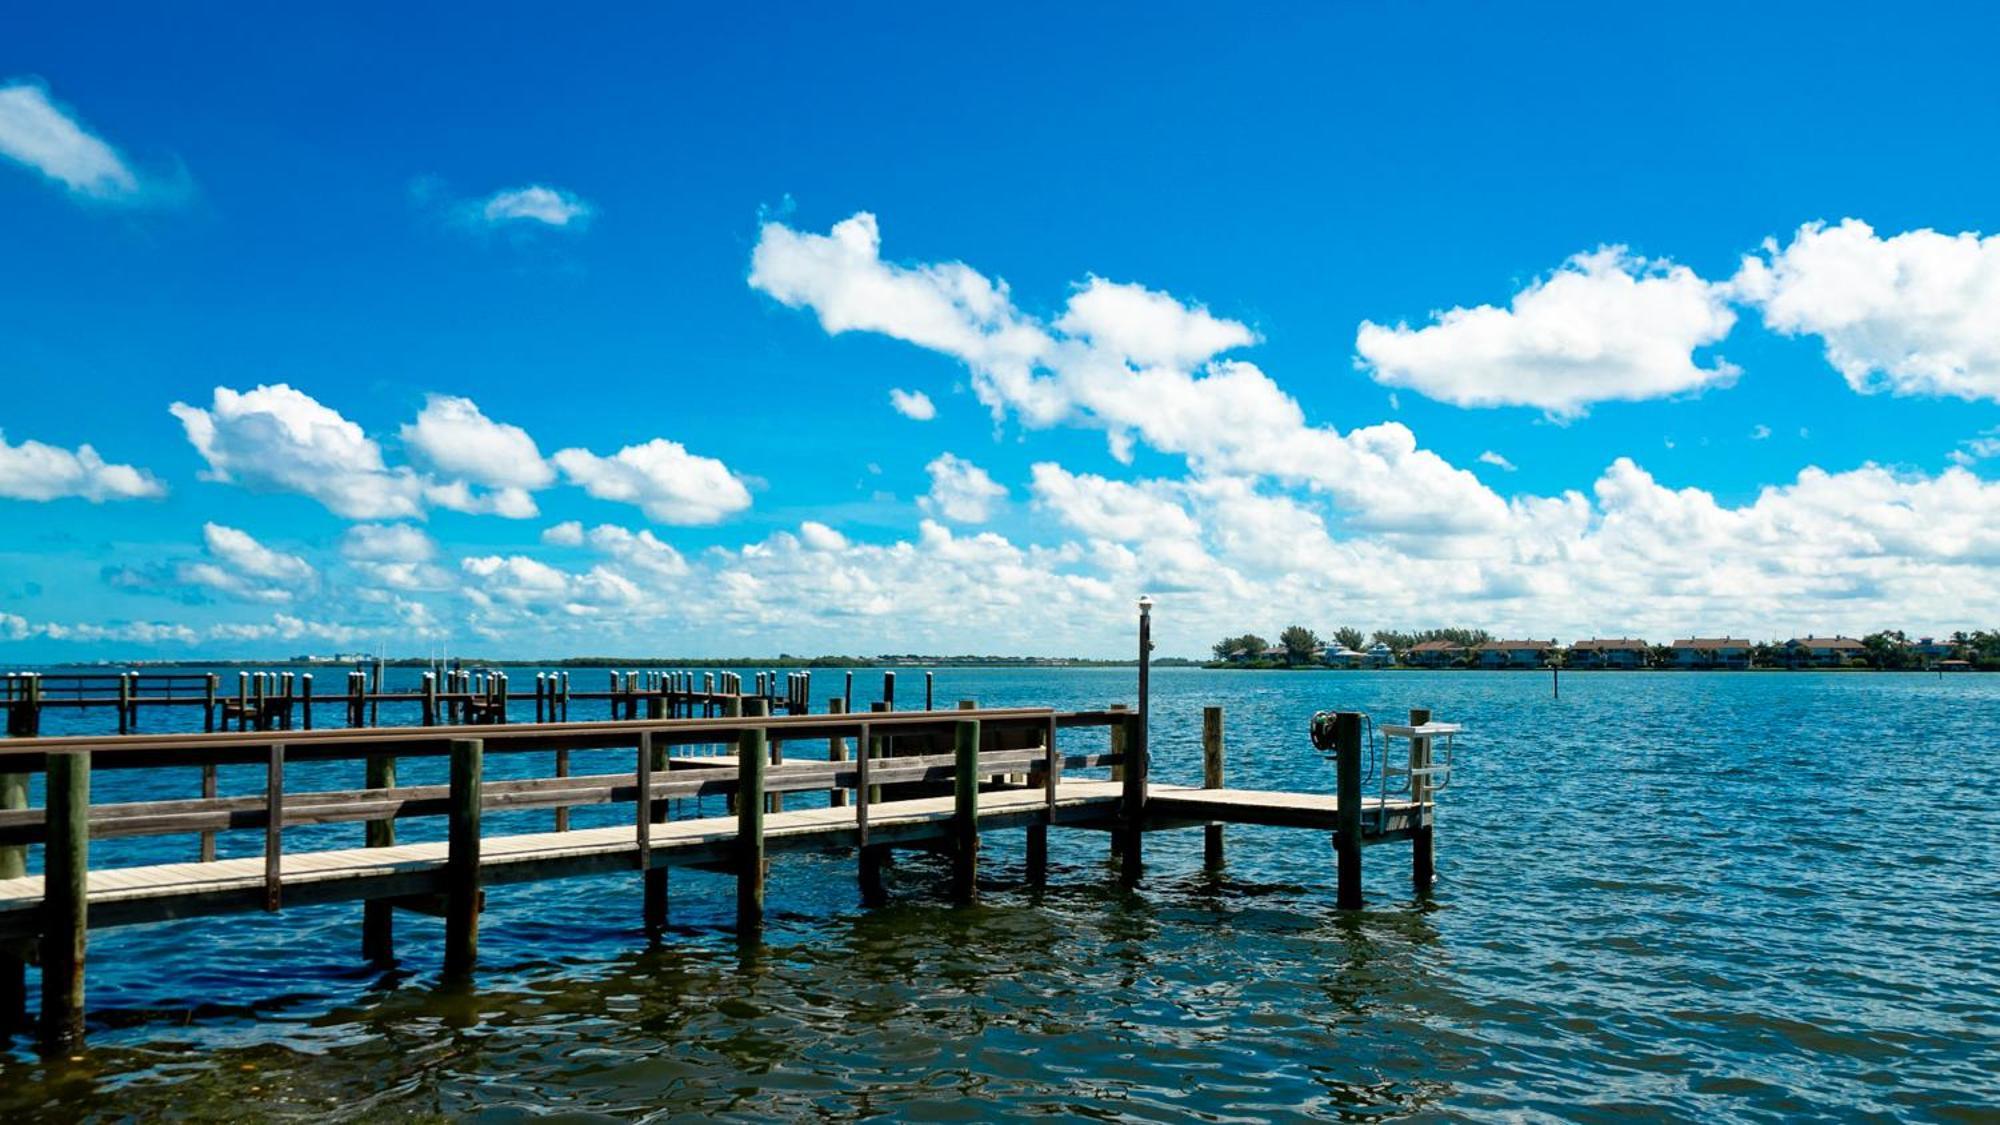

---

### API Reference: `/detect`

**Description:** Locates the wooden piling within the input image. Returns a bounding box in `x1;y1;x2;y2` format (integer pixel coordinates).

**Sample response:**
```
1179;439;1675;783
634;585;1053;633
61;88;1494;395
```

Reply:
264;744;285;912
1203;706;1225;872
642;731;668;934
444;738;482;977
301;674;314;730
362;751;397;963
203;673;217;732
40;750;88;1055
1027;714;1057;886
952;718;981;902
826;698;848;808
1107;703;1129;859
1119;709;1147;886
0;767;23;1032
736;700;768;931
1333;711;1363;910
1410;707;1435;896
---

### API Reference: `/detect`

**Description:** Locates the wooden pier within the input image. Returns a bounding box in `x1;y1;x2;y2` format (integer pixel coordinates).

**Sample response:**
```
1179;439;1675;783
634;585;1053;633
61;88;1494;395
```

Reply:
0;688;1452;1056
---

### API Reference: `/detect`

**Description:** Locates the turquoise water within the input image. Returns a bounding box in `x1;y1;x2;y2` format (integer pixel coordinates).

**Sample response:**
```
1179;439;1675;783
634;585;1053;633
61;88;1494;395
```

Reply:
2;667;1996;1120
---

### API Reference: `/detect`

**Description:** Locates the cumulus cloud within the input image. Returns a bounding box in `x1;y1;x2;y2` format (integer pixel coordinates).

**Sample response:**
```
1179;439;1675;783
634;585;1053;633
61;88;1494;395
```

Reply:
1478;451;1517;471
0;430;165;501
889;388;936;420
750;212;1502;535
400;393;554;488
553;438;751;524
340;523;450;592
541;520;585;546
171;384;425;519
1734;218;2000;402
1355;248;1739;417
478;184;594;229
920;453;1007;523
178;523;315;603
0;80;140;200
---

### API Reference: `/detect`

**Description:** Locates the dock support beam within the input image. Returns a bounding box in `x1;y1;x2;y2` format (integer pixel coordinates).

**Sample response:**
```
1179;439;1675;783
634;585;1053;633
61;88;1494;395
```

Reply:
737;699;768;933
1203;706;1225;872
362;753;397;964
1410;708;1435;896
1;768;25;1033
41;750;89;1055
1333;711;1363;910
642;732;668;936
444;738;482;978
826;698;848;808
952;718;980;903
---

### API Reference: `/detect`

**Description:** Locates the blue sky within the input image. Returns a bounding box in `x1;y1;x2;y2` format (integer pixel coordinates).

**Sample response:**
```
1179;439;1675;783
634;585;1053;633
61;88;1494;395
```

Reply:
3;4;1997;659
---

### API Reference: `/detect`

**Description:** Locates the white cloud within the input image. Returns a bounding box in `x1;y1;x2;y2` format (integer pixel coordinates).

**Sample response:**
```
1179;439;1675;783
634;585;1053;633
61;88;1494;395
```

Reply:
750;212;1504;536
341;523;436;564
541;520;585;546
0;430;165;501
1734;218;2000;402
1478;451;1517;472
889;388;936;420
552;438;751;524
1355;247;1739;417
581;523;689;579
799;521;848;550
1054;277;1257;369
171;384;425;519
1750;424;1771;440
423;479;539;518
478;184;593;229
0;81;139;200
920;453;1006;523
400;393;554;490
1950;427;2000;468
178;523;315;603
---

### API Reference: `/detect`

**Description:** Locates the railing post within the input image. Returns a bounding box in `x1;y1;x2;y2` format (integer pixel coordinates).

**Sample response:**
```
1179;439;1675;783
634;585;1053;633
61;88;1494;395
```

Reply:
641;731;668;935
952;718;981;903
1334;711;1364;910
1119;710;1146;886
1203;706;1225;872
0;766;24;1033
264;744;285;912
40;749;89;1055
1027;714;1057;886
1107;703;1129;859
1410;707;1435;896
444;737;483;977
826;698;848;808
301;673;314;730
362;751;397;963
736;700;768;933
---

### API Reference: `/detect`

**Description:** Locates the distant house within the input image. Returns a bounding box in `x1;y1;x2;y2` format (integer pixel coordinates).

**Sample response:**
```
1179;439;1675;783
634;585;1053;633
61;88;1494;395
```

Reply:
1475;639;1556;668
1404;640;1465;668
1259;645;1291;664
1567;638;1650;669
1786;636;1866;668
1912;637;1960;667
1670;638;1753;669
1362;641;1395;668
1318;643;1364;668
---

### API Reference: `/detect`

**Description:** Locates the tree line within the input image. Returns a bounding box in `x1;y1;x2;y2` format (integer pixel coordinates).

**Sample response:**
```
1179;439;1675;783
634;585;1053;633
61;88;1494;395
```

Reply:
1210;626;1495;665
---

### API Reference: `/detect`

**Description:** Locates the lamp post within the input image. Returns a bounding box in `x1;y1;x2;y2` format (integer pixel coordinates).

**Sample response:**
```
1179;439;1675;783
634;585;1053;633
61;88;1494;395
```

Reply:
1136;595;1153;738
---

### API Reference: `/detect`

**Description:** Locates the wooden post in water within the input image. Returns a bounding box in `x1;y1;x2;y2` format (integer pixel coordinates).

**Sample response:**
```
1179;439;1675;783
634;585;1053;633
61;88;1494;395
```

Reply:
1333;711;1364;910
1410;707;1435;896
1026;714;1058;886
1107;702;1129;860
40;750;88;1055
952;718;981;903
642;731;668;935
859;705;889;905
301;673;314;730
444;738;483;977
362;751;397;963
1203;706;1225;872
199;762;218;862
826;698;848;808
736;699;768;932
203;673;217;732
263;745;285;911
0;766;24;1032
117;672;131;734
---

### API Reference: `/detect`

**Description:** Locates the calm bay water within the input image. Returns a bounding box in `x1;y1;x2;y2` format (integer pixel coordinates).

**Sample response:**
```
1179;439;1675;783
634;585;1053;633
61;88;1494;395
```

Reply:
3;667;1996;1120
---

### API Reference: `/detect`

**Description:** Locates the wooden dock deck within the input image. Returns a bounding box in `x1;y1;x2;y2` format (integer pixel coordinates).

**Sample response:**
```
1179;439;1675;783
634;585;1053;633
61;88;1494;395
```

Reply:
0;697;1448;1055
